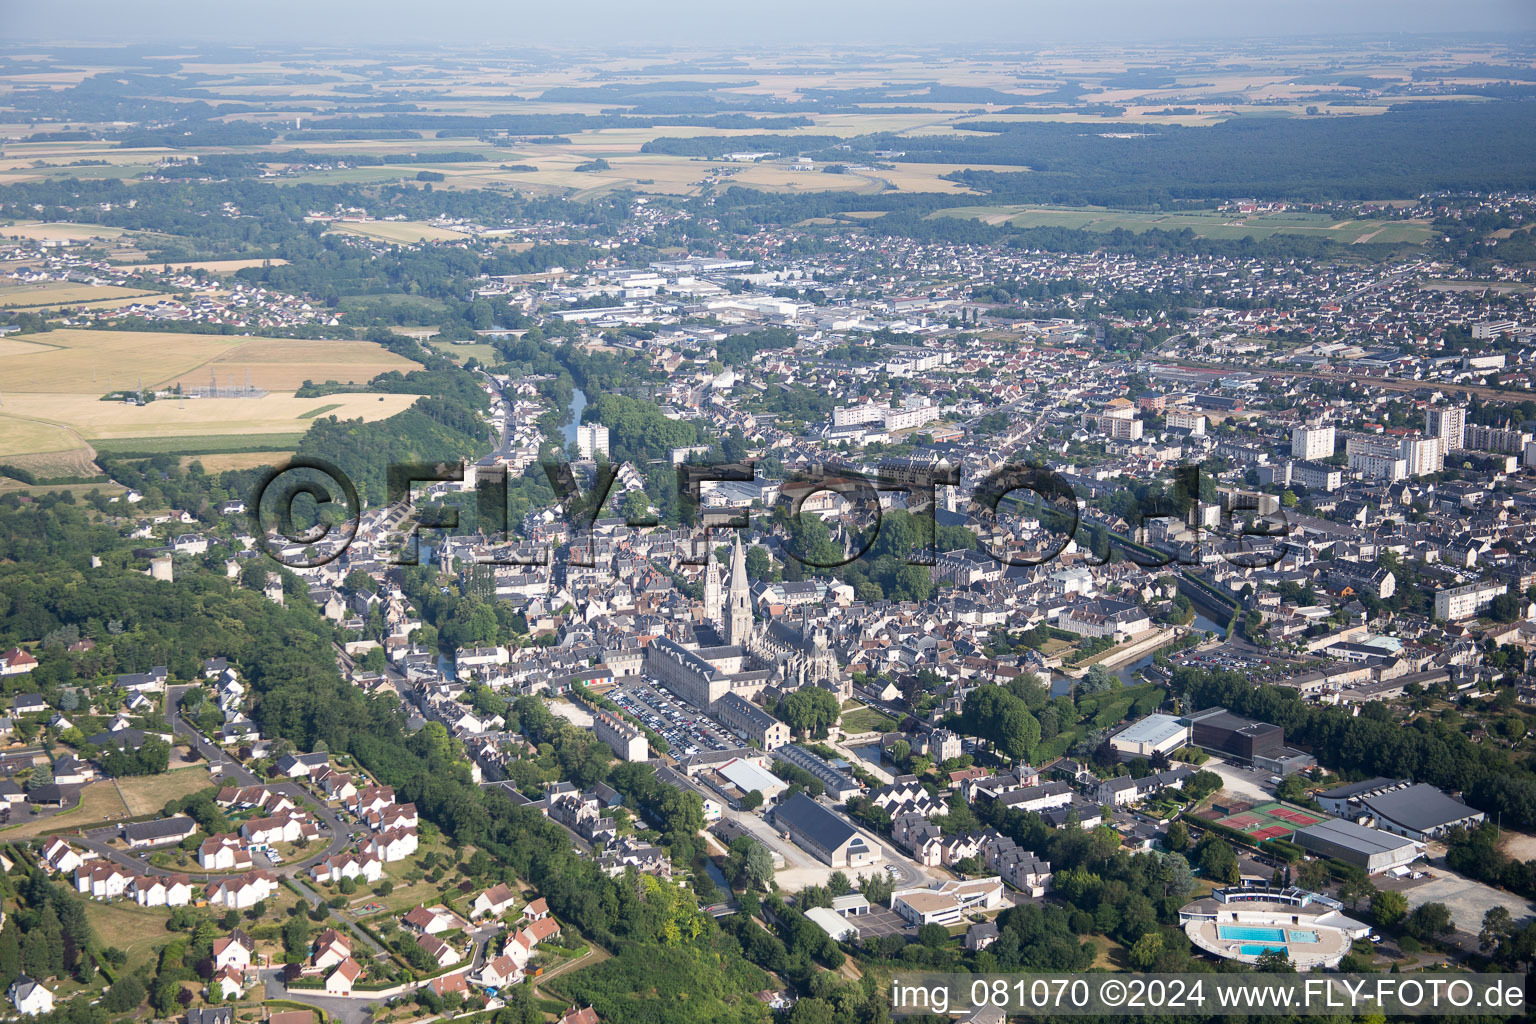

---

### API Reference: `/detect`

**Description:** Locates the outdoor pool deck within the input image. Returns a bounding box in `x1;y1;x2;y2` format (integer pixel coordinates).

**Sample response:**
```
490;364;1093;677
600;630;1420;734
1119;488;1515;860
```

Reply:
1182;898;1366;970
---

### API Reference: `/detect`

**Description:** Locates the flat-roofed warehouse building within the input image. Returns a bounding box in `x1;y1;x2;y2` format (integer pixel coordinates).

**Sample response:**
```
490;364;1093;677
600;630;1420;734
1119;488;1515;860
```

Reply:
771;793;882;869
1109;713;1189;760
1183;707;1314;775
1362;783;1485;841
716;757;788;807
890;877;1005;927
1293;817;1423;874
1317;778;1485;840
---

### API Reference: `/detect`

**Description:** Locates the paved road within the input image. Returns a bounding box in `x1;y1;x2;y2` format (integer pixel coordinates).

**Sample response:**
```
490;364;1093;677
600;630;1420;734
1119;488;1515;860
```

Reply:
287;874;389;958
260;970;376;1024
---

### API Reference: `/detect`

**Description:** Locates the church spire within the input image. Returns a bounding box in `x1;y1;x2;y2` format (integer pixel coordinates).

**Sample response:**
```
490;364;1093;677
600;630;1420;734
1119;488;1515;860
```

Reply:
727;532;752;647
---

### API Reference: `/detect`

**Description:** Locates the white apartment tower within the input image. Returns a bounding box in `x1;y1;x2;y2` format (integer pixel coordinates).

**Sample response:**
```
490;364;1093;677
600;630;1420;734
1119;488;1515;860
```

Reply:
1425;405;1466;453
576;423;610;460
1399;436;1444;478
1291;424;1335;462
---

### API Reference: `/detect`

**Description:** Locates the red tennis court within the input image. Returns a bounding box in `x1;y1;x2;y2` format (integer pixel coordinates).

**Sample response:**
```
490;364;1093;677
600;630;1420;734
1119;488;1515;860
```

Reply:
1219;814;1264;829
1250;825;1293;840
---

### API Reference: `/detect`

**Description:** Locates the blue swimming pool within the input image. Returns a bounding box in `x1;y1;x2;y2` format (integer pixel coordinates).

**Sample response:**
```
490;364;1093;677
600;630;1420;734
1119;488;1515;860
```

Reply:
1218;925;1287;942
1240;944;1287;956
1288;930;1318;944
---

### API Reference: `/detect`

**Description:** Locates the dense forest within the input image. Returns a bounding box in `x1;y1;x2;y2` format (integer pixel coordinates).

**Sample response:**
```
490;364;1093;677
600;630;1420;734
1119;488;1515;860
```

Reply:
652;102;1536;205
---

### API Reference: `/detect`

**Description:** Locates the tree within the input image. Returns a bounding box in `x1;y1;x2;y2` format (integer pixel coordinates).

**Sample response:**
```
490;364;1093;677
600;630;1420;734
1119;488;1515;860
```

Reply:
1129;932;1164;969
1406;901;1454;940
103;974;146;1013
1182;770;1222;802
1164;820;1189;852
1254;947;1295;973
282;916;311;960
861;871;893;905
1080;664;1118;694
1490;592;1521;622
26;763;52;791
20;930;50;981
740;789;763;811
1275;774;1312;803
1297;858;1331;892
917;923;949;949
1480;906;1513;952
1370;888;1407;929
742;842;775;892
779;688;840;738
1154;853;1194;900
0;924;17;992
1195;835;1239;885
1337;872;1375;911
960;686;1039;761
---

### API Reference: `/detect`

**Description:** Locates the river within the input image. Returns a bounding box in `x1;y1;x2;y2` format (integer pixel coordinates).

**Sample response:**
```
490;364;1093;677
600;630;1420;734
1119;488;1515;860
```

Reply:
1096;609;1228;689
561;387;588;450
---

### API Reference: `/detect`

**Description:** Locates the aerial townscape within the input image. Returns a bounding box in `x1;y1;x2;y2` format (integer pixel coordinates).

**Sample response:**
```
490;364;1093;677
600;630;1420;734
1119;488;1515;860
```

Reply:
1;5;1536;1024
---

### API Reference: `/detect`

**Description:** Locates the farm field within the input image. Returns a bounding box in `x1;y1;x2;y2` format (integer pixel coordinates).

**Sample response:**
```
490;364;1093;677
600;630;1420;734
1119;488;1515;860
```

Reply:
0;220;127;243
0;328;418;394
930;204;1437;244
0;328;420;463
0;281;160;308
427;340;502;364
149;258;291;273
1;392;419;446
0;328;420;460
178;451;291;472
162;336;420;391
91;432;308;457
327;219;471;243
3;291;180;314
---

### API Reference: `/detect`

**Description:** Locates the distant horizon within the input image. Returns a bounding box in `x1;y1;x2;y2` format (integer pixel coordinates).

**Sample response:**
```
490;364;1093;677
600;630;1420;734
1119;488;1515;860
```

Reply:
2;0;1534;49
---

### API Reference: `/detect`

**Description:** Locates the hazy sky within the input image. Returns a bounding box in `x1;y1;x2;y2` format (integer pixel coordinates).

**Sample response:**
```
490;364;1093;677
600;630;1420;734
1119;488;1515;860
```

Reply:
3;0;1534;49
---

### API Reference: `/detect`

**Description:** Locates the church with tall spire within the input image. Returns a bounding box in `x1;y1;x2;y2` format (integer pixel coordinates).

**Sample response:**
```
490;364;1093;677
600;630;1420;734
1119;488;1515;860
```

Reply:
726;532;753;646
650;530;847;710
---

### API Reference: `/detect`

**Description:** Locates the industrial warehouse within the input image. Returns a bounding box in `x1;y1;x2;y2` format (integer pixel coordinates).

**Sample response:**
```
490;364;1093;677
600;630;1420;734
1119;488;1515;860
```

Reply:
1292;817;1425;875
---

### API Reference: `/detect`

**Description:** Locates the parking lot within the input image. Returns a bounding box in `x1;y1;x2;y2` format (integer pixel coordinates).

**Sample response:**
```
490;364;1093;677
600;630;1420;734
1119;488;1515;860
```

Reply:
1166;645;1294;677
609;678;736;757
855;906;915;941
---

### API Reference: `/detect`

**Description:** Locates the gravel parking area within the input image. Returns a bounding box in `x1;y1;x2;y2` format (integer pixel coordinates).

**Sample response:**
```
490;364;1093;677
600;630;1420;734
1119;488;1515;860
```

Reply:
1402;866;1534;929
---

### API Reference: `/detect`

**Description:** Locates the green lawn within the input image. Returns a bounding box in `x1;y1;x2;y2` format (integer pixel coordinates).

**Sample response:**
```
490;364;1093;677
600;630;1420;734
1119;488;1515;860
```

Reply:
840;705;897;734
